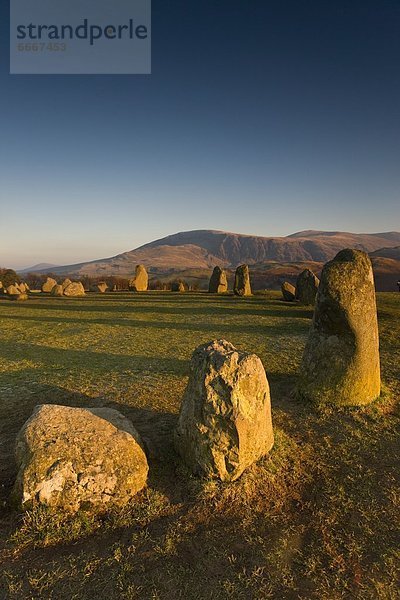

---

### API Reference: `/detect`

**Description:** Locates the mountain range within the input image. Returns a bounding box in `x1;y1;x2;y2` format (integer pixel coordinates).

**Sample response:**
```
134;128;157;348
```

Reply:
21;229;400;276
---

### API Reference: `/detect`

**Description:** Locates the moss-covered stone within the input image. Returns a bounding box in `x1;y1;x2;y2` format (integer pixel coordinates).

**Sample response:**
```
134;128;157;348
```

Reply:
297;249;380;406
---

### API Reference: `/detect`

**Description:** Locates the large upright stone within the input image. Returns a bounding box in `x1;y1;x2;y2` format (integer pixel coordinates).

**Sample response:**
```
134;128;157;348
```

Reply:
208;266;228;293
175;340;274;481
63;282;85;297
281;281;296;302
129;265;148;292
42;277;57;293
13;404;149;513
61;278;72;290
295;269;319;305
234;264;252;296
297;249;380;406
51;284;64;297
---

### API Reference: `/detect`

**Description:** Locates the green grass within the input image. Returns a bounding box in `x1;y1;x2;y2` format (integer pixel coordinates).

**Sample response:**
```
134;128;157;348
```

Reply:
0;291;399;599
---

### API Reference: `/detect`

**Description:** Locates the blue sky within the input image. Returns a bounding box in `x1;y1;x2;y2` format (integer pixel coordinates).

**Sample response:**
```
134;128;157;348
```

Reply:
1;0;399;268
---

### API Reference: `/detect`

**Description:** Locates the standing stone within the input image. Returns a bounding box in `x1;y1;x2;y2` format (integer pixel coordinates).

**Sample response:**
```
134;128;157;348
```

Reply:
51;284;64;297
6;285;20;296
234;264;252;296
174;340;274;481
208;266;228;293
171;281;186;292
295;269;319;305
13;404;149;514
297;249;380;406
63;282;85;297
281;282;296;302
129;265;148;292
42;277;57;293
61;278;72;290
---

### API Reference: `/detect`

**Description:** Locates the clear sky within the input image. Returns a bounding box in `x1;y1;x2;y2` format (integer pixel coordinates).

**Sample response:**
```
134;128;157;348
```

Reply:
1;0;399;269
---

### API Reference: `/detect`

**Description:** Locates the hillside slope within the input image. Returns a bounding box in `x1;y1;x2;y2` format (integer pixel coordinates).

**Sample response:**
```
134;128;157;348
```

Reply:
27;230;400;276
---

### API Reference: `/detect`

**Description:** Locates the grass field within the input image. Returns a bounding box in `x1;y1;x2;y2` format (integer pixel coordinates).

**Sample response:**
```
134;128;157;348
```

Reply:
0;291;399;599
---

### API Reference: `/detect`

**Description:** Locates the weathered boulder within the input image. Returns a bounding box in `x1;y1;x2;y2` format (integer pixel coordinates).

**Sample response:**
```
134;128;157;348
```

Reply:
63;282;85;297
208;266;228;293
171;281;186;292
42;277;58;293
61;278;72;290
6;285;20;296
175;340;274;481
297;249;380;406
234;265;252;296
129;265;148;292
51;284;64;297
281;281;296;302
295;269;319;305
13;404;149;513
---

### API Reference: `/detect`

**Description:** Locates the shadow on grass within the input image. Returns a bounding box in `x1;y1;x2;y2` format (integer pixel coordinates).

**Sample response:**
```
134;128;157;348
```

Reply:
0;296;313;319
0;341;189;376
0;315;311;337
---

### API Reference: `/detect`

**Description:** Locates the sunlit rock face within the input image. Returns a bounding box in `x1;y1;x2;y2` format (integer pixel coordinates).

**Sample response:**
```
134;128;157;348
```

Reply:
63;282;85;297
297;249;380;406
175;340;274;481
41;277;57;293
281;281;296;302
13;405;149;513
129;265;148;292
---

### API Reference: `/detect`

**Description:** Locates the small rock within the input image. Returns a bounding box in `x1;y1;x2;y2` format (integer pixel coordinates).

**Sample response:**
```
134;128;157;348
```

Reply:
281;281;296;302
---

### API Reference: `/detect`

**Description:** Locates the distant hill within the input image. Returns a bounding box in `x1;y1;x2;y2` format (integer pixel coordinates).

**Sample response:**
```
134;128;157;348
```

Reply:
26;229;400;277
370;246;400;260
19;262;58;273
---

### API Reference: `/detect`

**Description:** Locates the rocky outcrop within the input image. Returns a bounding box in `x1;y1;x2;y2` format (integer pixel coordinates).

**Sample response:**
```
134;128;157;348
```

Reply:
175;340;274;481
297;249;380;406
13;404;149;513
